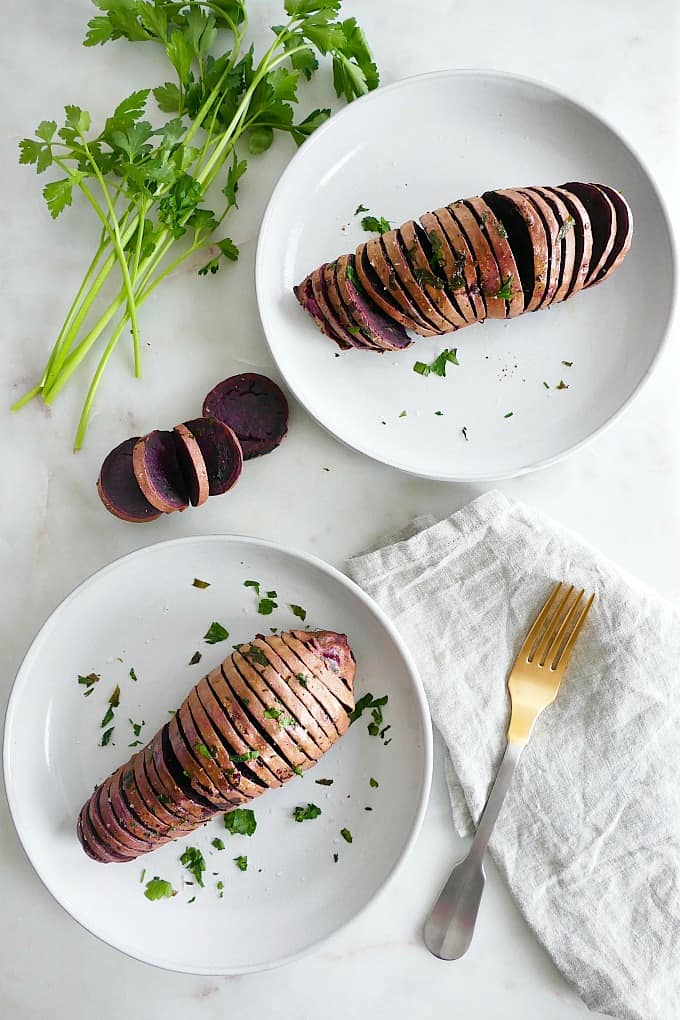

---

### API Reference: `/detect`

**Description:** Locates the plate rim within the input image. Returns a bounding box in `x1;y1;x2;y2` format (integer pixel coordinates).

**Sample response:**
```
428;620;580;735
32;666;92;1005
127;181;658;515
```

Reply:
3;534;433;975
255;67;678;482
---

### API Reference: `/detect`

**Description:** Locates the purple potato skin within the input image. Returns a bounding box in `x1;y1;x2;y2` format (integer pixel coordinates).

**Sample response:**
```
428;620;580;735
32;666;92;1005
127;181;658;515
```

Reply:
183;417;243;496
97;437;162;523
202;374;289;460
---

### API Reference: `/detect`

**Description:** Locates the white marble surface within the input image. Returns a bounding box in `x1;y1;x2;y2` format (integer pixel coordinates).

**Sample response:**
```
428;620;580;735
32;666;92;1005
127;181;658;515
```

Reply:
1;1;678;1017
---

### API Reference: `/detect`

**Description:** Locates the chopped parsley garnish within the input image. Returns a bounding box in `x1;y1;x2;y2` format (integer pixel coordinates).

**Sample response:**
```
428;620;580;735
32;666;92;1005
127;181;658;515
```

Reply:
346;261;359;284
229;750;260;764
204;621;229;644
180;846;206;887
144;877;175;901
77;672;99;694
195;742;214;761
128;740;142;747
315;778;334;786
556;379;569;390
361;214;391;235
369;777;379;788
504;411;514;418
263;707;281;720
399;410;407;418
217;880;224;898
293;803;322;822
293;765;304;777
100;726;114;746
140;868;146;884
238;695;250;708
556;215;575;240
543;381;550;389
333;852;339;863
108;685;120;707
434;410;444;416
562;360;573;367
245;645;269;667
158;794;171;805
340;828;353;844
348;325;361;335
413;265;444;290
224;808;257;836
212;837;225;851
189;651;202;665
100;705;114;728
257;597;277;615
187;896;196;904
350;693;389;739
296;673;309;687
129;667;138;682
192;578;210;589
129;718;144;737
354;203;369;215
497;221;508;238
492;274;514;301
289;604;307;621
266;590;277;598
234;855;248;871
427;230;445;271
244;580;261;595
413;348;459;378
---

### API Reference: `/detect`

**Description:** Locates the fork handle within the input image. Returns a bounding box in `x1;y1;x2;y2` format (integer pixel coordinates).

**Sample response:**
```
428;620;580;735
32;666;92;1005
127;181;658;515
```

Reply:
423;740;523;960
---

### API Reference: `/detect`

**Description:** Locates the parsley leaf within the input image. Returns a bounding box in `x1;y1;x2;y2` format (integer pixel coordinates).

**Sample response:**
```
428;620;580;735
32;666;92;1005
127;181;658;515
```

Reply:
369;777;379;788
289;604;307;621
189;650;202;665
244;580;261;595
192;577;210;589
144;877;175;901
360;214;391;235
212;837;225;851
413;348;459;378
224;807;257;836
204;621;229;644
129;667;138;682
557;215;575;241
340;827;353;843
77;672;99;693
354;203;369;215
257;597;278;615
244;645;269;667
229;750;261;763
100;727;114;747
492;274;514;301
315;778;333;786
293;803;322;822
180;846;206;887
233;855;248;871
194;742;215;761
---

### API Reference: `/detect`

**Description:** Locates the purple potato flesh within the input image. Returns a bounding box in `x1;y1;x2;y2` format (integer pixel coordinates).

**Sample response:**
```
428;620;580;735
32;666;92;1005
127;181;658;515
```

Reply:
183;417;243;495
97;437;162;523
202;374;289;460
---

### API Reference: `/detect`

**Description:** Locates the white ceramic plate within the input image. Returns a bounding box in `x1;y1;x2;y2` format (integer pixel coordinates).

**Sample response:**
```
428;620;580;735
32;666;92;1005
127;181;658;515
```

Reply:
256;70;676;481
3;537;432;974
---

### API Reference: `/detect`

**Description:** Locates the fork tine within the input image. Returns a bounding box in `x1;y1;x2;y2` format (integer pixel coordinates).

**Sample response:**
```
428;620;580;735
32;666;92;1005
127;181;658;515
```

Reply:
516;582;564;662
552;592;595;669
530;585;575;663
540;589;584;666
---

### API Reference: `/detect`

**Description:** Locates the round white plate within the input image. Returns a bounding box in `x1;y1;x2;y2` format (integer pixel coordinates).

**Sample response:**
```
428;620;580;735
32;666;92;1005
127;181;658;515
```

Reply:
3;536;432;974
256;69;676;481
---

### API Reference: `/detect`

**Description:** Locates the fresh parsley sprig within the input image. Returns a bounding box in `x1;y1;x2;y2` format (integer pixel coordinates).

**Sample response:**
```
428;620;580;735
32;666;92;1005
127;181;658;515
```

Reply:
15;0;379;449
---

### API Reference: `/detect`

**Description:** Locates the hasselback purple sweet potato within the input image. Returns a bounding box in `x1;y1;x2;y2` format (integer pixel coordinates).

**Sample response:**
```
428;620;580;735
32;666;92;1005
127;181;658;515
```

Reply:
294;181;633;349
77;629;356;863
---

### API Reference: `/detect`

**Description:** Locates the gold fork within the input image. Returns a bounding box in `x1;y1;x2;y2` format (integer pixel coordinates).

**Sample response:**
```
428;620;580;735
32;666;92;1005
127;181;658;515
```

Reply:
424;581;595;961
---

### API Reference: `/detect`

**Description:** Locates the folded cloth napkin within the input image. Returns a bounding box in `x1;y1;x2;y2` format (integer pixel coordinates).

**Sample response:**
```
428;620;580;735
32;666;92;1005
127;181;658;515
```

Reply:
347;490;680;1020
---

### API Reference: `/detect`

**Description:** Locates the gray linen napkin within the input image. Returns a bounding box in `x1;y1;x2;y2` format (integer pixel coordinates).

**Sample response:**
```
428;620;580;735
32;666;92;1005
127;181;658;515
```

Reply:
347;490;680;1020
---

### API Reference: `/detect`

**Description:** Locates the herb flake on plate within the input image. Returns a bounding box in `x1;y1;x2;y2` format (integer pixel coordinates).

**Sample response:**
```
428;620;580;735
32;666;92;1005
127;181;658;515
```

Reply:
257;597;277;615
369;777;379;788
234;855;248;871
293;803;322;822
204;621;229;644
413;348;459;378
189;650;202;665
180;846;206;888
315;778;333;786
340;828;353;844
144;877;175;901
361;214;391;235
245;645;269;667
244;580;261;595
224;808;257;836
212;837;225;851
77;672;99;694
192;577;210;589
289;604;307;621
